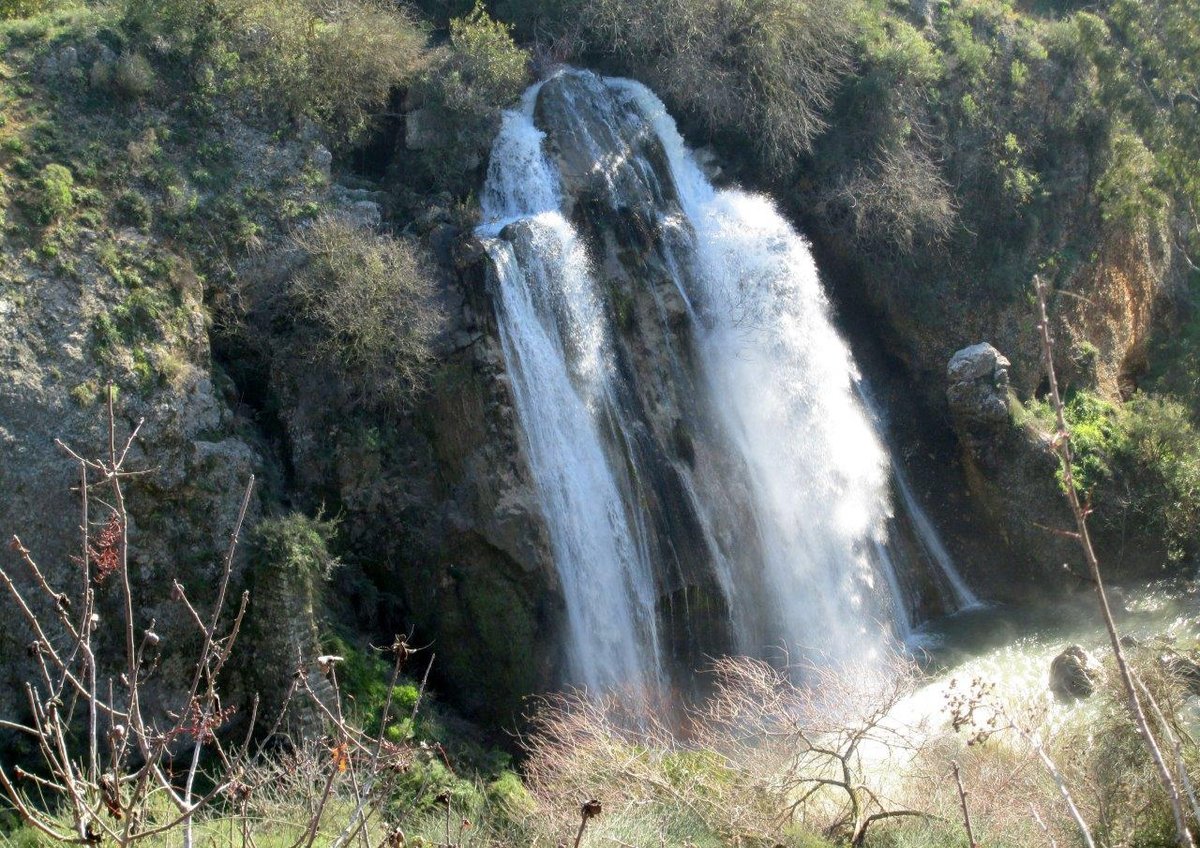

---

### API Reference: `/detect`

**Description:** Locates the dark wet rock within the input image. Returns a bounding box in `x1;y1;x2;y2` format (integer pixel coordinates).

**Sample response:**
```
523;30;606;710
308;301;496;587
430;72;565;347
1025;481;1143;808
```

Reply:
1050;645;1101;699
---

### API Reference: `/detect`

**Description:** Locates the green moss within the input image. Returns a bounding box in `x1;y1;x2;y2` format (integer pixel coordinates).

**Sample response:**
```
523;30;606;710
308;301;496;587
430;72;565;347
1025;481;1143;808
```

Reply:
69;378;101;406
30;162;73;224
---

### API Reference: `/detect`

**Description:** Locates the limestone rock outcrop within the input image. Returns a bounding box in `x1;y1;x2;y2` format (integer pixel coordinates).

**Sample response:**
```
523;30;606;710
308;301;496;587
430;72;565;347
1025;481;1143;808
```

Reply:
947;342;1012;468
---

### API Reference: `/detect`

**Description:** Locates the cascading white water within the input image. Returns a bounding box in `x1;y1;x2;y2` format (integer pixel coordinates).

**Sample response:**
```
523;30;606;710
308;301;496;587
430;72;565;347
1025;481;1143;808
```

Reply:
478;70;975;692
479;86;665;694
609;80;895;661
854;381;982;612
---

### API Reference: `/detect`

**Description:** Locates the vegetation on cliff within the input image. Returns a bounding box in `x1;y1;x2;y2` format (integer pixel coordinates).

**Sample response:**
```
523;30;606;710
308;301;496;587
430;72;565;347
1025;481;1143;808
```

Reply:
2;0;1200;845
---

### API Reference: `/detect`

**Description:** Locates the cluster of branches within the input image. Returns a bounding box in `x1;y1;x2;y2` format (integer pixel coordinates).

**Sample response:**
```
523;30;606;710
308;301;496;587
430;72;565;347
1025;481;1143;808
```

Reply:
0;389;440;847
523;653;934;846
562;0;855;166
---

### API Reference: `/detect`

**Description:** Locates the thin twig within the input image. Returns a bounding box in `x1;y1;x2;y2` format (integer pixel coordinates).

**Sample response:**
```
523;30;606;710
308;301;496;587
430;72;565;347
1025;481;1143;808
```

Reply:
1034;275;1194;848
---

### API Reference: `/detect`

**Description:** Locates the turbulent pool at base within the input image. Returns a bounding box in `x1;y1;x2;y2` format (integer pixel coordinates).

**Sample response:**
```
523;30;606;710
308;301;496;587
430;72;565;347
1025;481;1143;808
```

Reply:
476;69;978;694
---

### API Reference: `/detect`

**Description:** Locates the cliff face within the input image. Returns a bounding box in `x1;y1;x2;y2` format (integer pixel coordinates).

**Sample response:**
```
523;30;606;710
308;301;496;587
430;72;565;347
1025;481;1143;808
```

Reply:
1;0;1195;731
812;211;1179;596
266;235;567;722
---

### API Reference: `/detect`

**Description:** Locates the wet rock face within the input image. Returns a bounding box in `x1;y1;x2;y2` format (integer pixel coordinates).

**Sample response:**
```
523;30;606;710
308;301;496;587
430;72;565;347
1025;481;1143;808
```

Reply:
1049;645;1102;699
272;235;566;725
535;71;681;227
946;342;1012;469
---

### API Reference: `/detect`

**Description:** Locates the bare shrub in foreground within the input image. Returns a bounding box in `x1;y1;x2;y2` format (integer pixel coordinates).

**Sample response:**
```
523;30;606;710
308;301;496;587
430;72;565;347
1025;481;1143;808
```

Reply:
1034;275;1196;847
523;654;935;846
0;391;254;846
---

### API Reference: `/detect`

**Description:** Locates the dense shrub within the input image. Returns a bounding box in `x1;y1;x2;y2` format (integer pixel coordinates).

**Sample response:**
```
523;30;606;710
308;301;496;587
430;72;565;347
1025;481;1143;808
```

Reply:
1027;390;1200;562
123;0;427;146
1097;126;1170;230
826;144;956;251
288;216;443;405
412;1;528;193
111;50;156;99
253;511;340;581
0;0;44;19
31;162;73;224
564;0;854;166
231;0;427;144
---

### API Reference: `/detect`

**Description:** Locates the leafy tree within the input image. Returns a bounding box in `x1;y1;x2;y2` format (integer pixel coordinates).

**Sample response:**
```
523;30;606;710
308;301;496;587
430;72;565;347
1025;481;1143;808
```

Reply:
411;1;529;192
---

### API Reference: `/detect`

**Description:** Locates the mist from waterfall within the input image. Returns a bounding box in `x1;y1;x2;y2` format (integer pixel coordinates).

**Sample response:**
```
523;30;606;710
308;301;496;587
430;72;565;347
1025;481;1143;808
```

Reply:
478;70;975;693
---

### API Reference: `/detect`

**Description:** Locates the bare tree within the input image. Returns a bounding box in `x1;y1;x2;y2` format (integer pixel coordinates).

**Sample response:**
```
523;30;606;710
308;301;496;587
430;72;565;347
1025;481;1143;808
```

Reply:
0;387;253;846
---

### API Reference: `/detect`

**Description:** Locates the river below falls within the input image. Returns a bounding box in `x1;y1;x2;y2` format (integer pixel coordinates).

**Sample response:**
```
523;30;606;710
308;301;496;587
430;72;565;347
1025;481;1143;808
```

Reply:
897;578;1200;735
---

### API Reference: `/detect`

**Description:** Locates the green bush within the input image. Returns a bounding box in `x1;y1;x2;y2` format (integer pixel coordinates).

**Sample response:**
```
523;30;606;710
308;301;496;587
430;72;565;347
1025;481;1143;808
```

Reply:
412;1;528;192
288;216;443;406
231;0;427;145
253;512;340;582
1030;390;1200;562
111;51;156;99
115;189;153;230
1097;127;1169;229
1118;394;1200;561
31;162;73;224
122;0;427;146
0;0;45;20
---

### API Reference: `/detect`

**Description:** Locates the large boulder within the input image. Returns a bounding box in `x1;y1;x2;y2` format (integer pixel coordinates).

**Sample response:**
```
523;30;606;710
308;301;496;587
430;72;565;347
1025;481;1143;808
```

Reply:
947;342;1011;468
943;344;1081;596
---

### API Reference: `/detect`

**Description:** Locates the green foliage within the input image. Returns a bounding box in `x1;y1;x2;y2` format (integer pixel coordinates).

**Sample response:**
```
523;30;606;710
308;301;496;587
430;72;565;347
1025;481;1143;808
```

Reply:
1097;127;1169;229
253;512;340;581
288;216;443;406
1027;390;1200;562
859;16;943;88
122;0;427;146
318;635;443;746
115;189;152;230
1107;0;1200;260
413;2;528;193
111;51;156;99
486;769;536;817
31;162;72;224
1117;395;1200;561
997;133;1041;207
0;0;45;21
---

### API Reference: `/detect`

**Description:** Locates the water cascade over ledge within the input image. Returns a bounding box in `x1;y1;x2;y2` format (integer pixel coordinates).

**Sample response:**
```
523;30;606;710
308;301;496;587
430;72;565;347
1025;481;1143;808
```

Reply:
476;69;975;694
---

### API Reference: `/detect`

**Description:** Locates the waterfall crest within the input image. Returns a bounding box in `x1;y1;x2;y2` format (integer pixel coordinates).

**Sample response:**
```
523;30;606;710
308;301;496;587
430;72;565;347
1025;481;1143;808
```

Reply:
478;69;974;692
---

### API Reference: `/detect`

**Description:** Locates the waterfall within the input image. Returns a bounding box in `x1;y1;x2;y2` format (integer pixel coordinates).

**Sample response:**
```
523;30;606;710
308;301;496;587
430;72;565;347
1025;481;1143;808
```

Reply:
478;70;974;693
